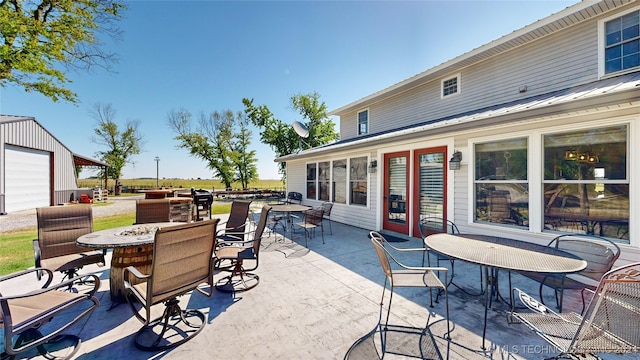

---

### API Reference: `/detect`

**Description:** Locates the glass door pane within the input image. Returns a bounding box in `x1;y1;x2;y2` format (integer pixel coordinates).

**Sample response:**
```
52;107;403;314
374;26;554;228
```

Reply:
413;147;447;237
383;152;409;234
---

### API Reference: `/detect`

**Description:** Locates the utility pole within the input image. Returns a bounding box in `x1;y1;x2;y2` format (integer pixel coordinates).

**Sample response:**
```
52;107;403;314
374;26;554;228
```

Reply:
154;156;160;187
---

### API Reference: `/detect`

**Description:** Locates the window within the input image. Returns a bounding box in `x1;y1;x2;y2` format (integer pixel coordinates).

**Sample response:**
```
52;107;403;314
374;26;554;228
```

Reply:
350;157;368;206
306;163;316;199
357;109;368;135
604;10;640;74
474;138;528;228
318;161;330;201
332;160;347;203
543;125;628;242
309;158;366;205
441;74;460;97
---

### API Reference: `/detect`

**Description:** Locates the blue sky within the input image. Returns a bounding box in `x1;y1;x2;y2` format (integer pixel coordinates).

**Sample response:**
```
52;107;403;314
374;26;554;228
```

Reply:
1;0;577;180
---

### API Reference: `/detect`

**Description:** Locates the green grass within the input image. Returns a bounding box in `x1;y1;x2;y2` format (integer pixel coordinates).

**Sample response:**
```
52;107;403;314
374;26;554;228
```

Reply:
0;202;233;276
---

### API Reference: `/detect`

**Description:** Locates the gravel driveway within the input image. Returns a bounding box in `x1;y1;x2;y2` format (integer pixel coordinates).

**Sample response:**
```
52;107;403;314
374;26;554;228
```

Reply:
0;196;141;233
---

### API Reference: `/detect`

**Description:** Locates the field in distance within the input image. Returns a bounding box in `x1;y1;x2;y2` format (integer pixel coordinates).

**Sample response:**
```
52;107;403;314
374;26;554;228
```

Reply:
78;178;285;192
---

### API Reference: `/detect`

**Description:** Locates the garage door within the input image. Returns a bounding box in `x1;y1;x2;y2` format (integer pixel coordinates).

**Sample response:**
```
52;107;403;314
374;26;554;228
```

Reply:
4;145;51;213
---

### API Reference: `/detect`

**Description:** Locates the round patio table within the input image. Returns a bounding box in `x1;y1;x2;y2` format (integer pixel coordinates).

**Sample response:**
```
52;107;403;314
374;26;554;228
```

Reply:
424;233;587;350
77;222;185;303
269;204;311;239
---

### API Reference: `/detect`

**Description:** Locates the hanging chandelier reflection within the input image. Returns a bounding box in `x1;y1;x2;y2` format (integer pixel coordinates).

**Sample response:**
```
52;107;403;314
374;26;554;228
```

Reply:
565;149;599;164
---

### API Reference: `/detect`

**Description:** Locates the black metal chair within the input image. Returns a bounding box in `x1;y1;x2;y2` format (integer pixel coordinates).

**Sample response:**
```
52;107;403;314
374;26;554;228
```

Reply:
319;202;334;235
418;216;483;298
286;191;303;204
519;233;621;312
510;262;640;358
294;208;325;247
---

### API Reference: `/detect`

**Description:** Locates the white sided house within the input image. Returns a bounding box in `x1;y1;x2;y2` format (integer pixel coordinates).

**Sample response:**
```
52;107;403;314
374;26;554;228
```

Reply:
0;115;107;214
277;0;640;263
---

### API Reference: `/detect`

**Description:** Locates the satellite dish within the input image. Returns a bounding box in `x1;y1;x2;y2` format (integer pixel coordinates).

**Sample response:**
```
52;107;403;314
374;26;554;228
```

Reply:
292;121;309;138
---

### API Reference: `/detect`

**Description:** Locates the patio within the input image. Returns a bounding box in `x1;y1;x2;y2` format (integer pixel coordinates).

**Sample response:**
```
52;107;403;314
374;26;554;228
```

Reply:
2;210;638;360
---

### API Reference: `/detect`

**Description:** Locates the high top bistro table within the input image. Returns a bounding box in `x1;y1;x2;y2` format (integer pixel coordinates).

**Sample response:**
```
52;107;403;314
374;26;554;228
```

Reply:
77;222;186;304
424;233;587;350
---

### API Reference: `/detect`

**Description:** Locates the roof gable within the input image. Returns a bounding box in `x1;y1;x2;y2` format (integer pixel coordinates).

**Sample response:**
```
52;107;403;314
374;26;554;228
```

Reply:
328;0;635;116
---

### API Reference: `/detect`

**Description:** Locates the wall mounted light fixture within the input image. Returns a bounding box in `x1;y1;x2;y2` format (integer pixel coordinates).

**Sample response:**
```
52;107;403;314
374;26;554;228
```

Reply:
449;151;462;170
368;160;377;173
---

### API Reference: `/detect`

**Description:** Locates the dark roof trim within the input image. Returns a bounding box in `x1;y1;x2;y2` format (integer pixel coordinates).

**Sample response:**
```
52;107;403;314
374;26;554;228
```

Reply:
278;72;640;162
73;153;108;168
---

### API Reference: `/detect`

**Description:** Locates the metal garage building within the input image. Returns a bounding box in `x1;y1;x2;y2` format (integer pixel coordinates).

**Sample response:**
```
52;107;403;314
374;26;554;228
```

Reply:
0;115;107;214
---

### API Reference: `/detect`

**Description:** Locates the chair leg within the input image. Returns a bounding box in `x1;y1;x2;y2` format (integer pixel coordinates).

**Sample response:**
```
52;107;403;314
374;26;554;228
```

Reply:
215;260;260;293
304;228;309;248
134;298;206;351
11;329;81;360
444;283;450;339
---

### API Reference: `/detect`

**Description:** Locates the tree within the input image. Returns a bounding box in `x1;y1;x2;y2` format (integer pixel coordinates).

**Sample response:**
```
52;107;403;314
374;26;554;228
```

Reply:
243;92;339;176
90;103;143;189
0;0;126;103
168;108;257;189
233;116;258;189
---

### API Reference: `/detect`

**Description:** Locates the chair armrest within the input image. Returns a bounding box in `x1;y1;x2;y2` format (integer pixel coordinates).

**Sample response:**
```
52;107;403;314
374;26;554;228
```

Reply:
385;247;447;273
124;265;150;282
582;287;596;297
513;288;554;314
389;244;427;253
219;237;260;247
33;239;53;281
0;267;54;289
216;229;256;246
33;238;42;266
217;223;247;234
0;273;100;299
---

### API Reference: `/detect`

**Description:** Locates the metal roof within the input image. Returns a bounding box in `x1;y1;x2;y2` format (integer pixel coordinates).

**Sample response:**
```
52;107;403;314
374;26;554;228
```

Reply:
1;114;106;168
278;72;640;162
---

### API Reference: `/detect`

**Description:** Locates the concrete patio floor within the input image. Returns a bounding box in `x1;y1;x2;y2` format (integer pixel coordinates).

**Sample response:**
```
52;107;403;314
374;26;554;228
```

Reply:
2;210;639;360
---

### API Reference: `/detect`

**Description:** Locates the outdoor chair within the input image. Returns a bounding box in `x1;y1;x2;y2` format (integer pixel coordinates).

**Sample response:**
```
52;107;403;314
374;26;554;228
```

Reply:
134;199;171;224
1;267;100;359
519;233;621;312
418;216;483;298
369;231;450;354
217;200;251;242
318;202;334;235
509;262;640;358
33;205;106;284
123;219;219;351
294;208;325;247
286;191;303;204
214;204;272;293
